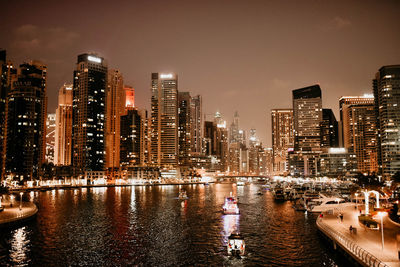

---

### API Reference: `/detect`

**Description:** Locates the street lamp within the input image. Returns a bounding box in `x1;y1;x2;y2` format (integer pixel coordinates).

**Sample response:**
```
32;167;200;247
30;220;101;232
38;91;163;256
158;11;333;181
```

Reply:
19;192;23;211
377;211;386;250
355;193;358;208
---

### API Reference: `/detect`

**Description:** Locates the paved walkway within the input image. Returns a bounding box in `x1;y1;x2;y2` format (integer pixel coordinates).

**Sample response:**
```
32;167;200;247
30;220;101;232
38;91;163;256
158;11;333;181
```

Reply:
318;205;400;267
0;199;38;226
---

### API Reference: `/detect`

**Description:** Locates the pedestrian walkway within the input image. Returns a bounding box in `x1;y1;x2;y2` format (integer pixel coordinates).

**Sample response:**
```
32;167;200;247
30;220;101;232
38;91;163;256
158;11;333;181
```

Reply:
317;205;400;267
0;200;38;226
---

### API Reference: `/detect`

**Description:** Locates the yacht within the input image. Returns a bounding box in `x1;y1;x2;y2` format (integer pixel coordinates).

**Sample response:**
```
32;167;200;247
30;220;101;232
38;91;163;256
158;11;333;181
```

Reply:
306;195;354;213
227;232;245;257
223;193;240;214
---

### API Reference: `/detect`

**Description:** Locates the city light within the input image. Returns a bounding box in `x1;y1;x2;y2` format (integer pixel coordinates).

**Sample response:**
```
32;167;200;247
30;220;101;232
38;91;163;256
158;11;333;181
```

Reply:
87;55;101;63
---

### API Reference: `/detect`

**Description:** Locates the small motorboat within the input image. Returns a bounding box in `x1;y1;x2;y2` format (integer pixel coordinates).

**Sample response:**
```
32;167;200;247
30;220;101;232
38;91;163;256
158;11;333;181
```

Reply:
227;232;245;258
223;193;240;214
236;181;245;186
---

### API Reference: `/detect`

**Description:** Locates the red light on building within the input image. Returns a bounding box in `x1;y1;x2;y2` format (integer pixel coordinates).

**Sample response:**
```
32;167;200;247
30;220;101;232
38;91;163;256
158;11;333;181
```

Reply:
125;86;135;108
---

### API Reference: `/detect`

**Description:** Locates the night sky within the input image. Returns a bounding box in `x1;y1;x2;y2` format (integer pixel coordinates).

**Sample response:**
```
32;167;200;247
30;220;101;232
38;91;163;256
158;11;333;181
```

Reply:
1;0;399;146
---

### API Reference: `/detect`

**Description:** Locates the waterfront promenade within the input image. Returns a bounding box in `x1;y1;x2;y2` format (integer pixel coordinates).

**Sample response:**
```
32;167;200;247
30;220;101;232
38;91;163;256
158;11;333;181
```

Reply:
0;200;38;227
317;205;400;267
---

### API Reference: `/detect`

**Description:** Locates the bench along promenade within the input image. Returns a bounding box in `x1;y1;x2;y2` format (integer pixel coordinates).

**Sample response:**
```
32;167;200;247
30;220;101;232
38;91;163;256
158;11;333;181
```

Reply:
317;205;400;267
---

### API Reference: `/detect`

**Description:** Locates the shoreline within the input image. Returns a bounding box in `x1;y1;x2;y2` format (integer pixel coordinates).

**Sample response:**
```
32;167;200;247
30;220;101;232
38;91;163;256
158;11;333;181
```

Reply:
0;201;38;228
8;181;215;193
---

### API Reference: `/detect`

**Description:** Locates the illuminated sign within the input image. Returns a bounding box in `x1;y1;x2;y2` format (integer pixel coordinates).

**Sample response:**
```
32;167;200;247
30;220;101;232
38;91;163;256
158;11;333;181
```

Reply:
88;55;102;63
329;148;346;154
160;73;173;79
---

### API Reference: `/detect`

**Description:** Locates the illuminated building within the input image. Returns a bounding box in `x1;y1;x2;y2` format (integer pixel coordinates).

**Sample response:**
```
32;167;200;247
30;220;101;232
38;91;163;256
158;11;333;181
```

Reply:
0;50;16;180
290;85;323;176
373;65;400;177
319;148;357;177
150;73;178;167
340;95;378;174
45;113;56;163
106;69;125;177
259;147;273;175
271;109;294;174
120;108;141;166
55;84;73;166
125;85;135;108
248;129;260;174
5;60;47;180
72;53;107;175
229;111;240;144
320;109;338;149
178;92;192;166
339;95;374;149
190;95;202;155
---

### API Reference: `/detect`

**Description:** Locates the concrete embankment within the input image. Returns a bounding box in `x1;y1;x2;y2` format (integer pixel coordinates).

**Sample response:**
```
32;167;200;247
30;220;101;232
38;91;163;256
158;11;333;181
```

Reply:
0;201;38;228
316;206;400;267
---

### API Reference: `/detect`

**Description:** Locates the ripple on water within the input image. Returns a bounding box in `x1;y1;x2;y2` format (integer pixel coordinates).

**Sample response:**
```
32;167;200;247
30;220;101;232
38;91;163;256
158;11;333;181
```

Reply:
1;184;343;266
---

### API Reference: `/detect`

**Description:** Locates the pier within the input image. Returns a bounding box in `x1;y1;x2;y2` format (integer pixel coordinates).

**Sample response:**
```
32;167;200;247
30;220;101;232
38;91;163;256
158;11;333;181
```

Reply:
316;205;400;267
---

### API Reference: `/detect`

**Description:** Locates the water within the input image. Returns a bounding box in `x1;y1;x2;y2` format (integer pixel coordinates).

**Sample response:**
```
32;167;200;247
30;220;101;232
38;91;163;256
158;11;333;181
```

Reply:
0;183;347;266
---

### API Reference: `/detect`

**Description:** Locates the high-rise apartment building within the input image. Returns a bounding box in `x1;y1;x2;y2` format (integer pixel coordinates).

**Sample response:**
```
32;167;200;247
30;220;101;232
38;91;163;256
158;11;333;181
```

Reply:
290;85;323;176
45;113;56;163
348;104;378;174
0;50;16;180
55;84;73;166
72;53;107;174
178;92;192;166
190;95;202;155
271;109;294;174
150;73;178;167
5;60;47;180
339;95;375;149
373;65;400;177
120;108;141;167
320;109;339;149
106;69;125;177
293;85;322;151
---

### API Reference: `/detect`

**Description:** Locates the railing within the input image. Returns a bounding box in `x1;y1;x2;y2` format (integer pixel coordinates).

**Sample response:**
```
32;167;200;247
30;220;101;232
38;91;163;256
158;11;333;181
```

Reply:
316;217;389;267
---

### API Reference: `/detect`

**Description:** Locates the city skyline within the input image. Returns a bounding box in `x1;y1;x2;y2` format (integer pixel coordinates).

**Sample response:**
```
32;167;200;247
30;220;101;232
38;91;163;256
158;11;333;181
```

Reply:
1;0;400;146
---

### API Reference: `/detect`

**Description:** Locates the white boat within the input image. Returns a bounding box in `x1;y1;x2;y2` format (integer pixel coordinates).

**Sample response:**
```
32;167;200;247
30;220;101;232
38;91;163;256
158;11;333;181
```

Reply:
237;181;245;186
178;190;188;200
223;193;240;214
307;195;354;213
227;232;245;257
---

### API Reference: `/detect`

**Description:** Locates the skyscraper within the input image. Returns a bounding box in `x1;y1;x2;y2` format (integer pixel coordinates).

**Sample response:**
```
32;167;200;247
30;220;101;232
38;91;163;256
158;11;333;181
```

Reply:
339;95;374;149
45;113;56;163
290;85;323;176
150;73;178;167
72;53;107;174
320;109;339;149
55;84;73;166
5;60;47;180
373;65;400;177
0;50;16;180
106;69;125;177
339;95;377;174
229;111;240;144
271;109;294;174
178;91;192;166
120;108;141;167
190;95;202;155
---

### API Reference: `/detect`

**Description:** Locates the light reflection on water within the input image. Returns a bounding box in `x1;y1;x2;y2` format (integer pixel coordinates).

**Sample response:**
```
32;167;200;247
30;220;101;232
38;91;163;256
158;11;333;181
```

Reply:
9;226;29;266
0;183;344;266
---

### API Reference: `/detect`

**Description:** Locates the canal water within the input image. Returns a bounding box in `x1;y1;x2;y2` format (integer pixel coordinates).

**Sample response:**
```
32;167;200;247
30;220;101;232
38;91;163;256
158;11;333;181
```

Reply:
1;183;348;266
